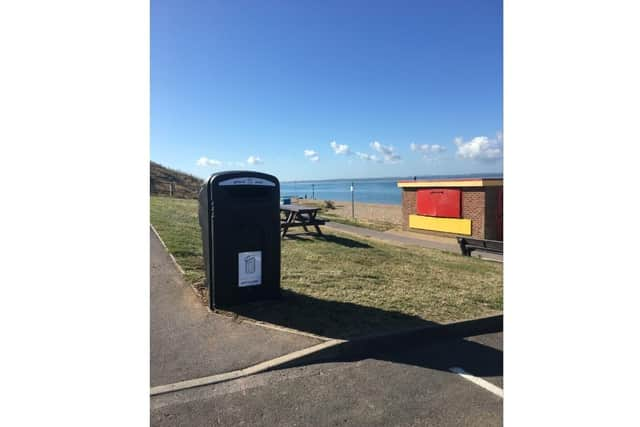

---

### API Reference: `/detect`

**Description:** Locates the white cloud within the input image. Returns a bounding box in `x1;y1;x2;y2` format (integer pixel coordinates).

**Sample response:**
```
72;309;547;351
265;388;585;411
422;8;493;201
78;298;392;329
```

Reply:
303;149;319;162
329;140;351;155
454;134;503;160
196;157;222;167
370;141;401;163
355;152;381;162
410;143;447;158
247;155;264;165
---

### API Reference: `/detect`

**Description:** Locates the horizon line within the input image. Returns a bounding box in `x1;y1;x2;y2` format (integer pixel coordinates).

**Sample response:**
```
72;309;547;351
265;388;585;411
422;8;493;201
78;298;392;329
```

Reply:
280;172;503;184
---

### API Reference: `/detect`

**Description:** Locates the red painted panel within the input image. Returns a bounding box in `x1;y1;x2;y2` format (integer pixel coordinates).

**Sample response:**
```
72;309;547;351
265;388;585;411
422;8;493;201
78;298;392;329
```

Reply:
416;189;461;218
497;188;503;241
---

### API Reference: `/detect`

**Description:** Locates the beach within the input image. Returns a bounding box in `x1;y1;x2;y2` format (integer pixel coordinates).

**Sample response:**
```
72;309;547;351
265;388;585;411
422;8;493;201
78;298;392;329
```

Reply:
330;200;402;225
294;198;402;228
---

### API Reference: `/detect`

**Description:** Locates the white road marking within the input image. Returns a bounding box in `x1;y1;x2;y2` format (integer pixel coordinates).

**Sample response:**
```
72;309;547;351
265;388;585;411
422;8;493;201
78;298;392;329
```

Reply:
449;367;503;398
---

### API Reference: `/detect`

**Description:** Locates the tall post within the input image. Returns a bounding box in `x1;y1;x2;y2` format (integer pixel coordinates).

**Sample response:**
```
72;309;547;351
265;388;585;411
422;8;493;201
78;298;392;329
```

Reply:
351;182;354;219
312;183;315;200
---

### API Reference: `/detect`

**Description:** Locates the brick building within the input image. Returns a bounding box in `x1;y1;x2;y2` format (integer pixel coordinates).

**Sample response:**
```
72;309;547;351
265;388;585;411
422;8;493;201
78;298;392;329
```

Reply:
397;178;503;241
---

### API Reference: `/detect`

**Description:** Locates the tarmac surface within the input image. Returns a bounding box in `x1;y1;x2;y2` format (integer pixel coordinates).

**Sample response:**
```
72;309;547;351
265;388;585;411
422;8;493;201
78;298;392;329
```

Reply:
150;228;322;388
151;332;503;426
151;225;503;425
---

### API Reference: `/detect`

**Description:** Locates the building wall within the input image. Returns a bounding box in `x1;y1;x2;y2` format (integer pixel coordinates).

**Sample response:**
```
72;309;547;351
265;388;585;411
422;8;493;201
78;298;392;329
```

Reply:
401;189;417;230
461;189;486;239
483;187;500;240
402;186;503;240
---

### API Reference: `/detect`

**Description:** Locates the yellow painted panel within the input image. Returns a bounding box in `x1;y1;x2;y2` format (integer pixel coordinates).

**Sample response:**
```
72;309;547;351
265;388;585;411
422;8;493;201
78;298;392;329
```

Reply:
397;179;503;188
409;214;472;235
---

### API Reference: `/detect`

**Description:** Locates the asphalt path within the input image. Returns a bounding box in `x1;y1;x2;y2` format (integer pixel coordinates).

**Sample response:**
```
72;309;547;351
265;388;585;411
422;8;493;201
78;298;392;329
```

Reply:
151;332;503;426
150;227;322;388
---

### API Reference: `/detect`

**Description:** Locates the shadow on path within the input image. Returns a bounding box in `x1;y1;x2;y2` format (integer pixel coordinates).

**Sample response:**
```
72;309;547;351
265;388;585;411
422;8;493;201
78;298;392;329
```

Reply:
226;290;503;377
372;332;503;379
231;290;436;339
270;313;504;378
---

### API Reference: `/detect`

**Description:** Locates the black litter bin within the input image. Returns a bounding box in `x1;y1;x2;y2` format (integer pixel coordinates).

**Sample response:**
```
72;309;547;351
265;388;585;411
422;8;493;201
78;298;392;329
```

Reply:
198;171;281;309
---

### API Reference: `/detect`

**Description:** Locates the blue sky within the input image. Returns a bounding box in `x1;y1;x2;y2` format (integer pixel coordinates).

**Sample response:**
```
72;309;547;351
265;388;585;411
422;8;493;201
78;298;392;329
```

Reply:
151;0;502;181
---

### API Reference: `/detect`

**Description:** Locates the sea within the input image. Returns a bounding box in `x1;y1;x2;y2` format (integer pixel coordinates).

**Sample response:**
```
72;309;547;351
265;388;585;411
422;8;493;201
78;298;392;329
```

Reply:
280;173;502;205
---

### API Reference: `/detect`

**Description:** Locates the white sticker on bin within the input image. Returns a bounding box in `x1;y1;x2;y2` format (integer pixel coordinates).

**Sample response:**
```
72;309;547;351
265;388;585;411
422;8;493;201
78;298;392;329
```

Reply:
218;177;276;186
238;251;262;287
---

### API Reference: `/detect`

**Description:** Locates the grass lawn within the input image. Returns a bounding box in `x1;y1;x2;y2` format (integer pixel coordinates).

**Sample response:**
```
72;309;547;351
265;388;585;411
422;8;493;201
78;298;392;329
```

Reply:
151;196;503;338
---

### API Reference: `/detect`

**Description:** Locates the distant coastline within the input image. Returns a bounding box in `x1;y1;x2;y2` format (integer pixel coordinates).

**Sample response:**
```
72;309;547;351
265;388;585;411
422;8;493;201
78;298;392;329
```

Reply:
280;173;502;205
281;172;503;184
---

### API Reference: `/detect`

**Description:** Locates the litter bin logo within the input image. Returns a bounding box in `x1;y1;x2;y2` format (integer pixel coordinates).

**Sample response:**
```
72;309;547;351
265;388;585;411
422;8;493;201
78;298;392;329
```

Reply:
238;250;261;287
244;255;256;274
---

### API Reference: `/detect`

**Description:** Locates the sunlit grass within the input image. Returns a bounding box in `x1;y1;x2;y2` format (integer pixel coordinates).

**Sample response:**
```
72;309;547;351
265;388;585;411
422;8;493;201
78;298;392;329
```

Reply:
151;196;503;337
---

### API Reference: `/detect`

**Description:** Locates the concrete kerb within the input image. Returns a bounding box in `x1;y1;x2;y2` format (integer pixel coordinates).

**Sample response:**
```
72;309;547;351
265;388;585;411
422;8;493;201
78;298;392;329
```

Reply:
150;314;502;397
151;338;346;396
152;223;500;342
151;224;503;395
209;309;334;342
271;314;504;371
151;224;335;342
150;224;187;276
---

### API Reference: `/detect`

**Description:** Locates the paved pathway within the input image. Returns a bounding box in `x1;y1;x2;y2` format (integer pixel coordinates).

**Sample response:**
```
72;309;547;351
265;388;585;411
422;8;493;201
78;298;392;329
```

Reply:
150;227;322;388
151;332;503;426
324;222;503;262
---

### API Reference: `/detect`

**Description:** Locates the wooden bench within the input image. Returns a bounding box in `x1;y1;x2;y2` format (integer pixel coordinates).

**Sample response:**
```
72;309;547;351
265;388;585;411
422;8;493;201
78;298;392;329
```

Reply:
457;237;503;256
280;205;327;238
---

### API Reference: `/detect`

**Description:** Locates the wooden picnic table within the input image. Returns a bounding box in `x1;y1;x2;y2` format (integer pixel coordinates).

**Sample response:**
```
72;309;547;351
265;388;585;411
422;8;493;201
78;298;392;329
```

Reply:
280;204;326;238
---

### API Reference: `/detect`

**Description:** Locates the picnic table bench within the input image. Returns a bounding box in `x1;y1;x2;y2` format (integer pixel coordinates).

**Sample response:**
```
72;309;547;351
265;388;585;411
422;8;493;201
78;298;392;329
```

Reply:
457;237;503;257
280;205;326;238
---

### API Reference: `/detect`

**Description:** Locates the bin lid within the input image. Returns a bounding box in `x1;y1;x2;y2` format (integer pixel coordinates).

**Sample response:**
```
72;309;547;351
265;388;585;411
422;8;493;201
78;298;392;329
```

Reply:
208;171;279;187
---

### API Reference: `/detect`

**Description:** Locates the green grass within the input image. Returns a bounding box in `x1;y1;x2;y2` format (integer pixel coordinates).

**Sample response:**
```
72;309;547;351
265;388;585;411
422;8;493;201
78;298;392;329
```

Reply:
151;196;503;338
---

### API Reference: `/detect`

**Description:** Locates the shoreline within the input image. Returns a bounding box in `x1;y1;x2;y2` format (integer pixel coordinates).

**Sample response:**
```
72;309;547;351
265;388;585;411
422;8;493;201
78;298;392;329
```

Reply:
331;199;400;207
280;172;503;185
293;198;400;207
